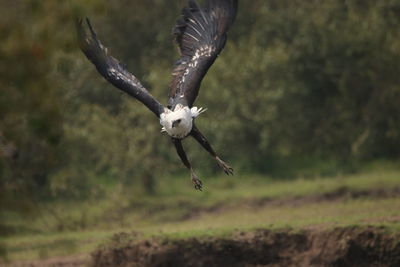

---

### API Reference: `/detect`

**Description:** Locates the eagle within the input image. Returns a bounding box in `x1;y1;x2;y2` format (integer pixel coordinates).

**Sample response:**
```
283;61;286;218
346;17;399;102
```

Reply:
77;0;238;191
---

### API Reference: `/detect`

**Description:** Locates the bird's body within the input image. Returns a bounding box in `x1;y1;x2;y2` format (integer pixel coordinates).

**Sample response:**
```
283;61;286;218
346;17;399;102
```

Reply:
77;0;238;190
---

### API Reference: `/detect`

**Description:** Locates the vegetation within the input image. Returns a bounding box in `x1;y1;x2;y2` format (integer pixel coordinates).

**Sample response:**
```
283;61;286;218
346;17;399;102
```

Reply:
1;167;400;262
1;0;400;263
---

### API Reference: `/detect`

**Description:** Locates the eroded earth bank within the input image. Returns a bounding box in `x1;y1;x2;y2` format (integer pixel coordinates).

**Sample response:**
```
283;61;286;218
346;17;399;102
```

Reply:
92;227;400;267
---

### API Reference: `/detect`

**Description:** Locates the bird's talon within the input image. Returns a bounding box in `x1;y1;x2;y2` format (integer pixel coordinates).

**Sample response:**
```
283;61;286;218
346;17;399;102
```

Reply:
216;157;234;176
191;171;203;191
193;178;203;191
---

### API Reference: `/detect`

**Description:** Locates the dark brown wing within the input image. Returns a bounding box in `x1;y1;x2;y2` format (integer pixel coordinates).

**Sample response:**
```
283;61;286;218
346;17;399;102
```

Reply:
169;0;238;108
77;18;164;117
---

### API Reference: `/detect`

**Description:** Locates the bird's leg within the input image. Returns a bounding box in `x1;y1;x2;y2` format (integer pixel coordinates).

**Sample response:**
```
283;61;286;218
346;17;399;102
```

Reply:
190;126;233;175
172;138;203;191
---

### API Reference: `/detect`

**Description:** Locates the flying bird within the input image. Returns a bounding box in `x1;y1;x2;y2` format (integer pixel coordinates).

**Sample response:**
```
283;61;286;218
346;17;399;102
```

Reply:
77;0;238;190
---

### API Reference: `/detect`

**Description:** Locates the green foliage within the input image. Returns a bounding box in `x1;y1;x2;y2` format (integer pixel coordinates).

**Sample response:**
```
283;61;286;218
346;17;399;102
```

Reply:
200;0;400;174
1;0;400;209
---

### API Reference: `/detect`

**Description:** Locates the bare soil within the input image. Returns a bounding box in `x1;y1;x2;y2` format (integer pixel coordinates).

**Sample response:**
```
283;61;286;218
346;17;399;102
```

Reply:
92;227;400;267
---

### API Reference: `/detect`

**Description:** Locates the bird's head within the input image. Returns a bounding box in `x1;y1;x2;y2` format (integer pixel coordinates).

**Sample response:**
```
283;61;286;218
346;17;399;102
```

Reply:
160;104;193;138
159;104;207;138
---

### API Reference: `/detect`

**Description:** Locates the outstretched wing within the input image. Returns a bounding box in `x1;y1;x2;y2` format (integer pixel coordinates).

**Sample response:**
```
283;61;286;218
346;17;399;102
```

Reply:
77;18;164;117
169;0;238;108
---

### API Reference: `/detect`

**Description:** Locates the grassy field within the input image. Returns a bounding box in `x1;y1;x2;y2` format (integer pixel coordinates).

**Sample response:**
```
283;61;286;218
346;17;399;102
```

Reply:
1;164;400;264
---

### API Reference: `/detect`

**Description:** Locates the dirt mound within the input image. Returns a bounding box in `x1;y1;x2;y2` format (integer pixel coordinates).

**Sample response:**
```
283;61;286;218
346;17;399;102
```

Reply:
91;227;400;267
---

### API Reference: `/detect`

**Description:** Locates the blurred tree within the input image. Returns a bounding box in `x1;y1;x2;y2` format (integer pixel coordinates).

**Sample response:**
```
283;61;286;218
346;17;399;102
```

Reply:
0;0;107;229
0;0;64;206
1;0;400;211
198;0;400;175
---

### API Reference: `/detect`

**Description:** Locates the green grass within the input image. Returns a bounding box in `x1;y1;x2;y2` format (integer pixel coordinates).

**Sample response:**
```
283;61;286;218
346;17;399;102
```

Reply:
151;198;400;241
1;165;400;263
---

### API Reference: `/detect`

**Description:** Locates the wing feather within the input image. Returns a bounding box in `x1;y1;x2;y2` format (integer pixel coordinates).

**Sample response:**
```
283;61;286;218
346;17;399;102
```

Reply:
169;0;238;108
76;18;164;117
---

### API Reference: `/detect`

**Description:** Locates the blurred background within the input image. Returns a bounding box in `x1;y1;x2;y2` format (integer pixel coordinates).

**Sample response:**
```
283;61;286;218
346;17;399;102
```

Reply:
1;0;400;263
